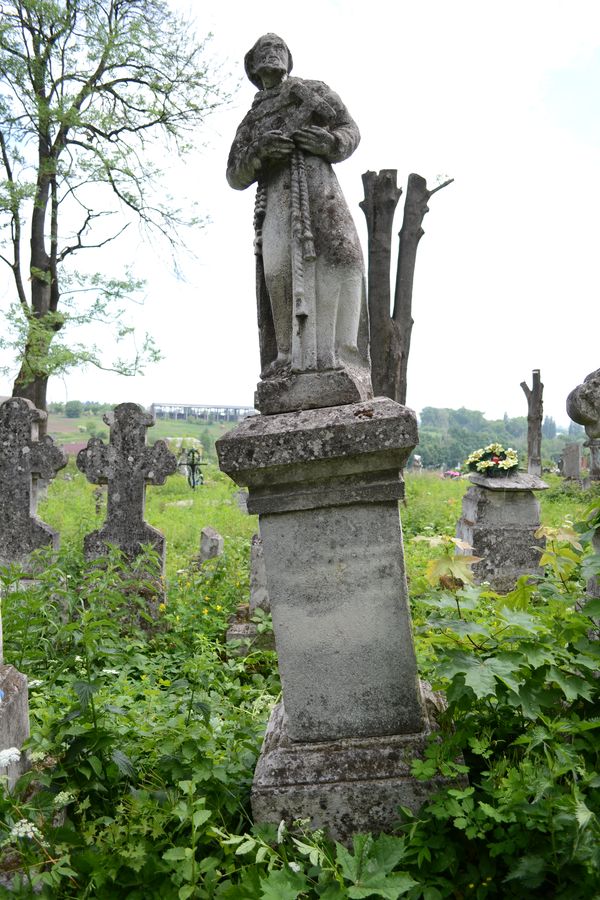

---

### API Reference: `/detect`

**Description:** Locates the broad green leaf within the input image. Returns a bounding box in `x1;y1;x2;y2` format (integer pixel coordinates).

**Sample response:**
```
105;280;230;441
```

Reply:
347;871;418;899
259;866;308;899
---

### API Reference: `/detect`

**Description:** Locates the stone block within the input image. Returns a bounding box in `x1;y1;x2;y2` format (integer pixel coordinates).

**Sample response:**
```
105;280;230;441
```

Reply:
251;702;454;843
0;666;29;790
457;474;547;592
199;526;224;563
218;398;423;733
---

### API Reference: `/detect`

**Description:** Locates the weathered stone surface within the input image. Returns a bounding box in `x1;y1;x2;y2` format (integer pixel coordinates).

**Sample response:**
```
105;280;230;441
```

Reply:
77;403;177;567
249;534;270;613
218;399;424;745
561;443;581;480
588;531;600;600
251;702;456;843
217;397;417;502
255;368;372;416
567;369;600;480
199;526;224;563
468;472;548;492
227;34;372;414
0;665;29;789
457;474;547;592
0;398;67;570
226;533;275;652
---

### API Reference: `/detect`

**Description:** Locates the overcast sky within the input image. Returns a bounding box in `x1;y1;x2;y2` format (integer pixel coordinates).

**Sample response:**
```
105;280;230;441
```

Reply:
2;0;599;426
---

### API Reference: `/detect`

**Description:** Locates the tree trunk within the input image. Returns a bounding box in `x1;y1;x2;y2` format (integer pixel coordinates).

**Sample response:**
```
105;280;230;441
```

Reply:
520;369;543;476
361;171;453;405
359;170;402;400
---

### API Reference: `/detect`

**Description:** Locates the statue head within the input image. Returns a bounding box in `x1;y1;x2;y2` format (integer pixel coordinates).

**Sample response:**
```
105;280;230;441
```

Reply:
244;33;293;90
567;368;600;439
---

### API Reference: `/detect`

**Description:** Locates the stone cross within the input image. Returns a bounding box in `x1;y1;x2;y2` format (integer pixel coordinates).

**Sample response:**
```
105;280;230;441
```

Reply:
0;397;67;570
77;403;176;566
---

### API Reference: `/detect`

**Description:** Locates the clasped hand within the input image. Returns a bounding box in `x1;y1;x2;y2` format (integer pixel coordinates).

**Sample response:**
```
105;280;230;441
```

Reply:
252;126;335;166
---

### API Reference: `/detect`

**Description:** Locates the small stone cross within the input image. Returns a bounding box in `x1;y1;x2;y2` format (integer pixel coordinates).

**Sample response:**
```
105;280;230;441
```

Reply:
77;403;176;566
0;398;67;569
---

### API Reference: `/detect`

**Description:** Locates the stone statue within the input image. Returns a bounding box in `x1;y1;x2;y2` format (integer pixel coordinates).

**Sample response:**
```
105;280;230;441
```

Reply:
227;34;372;414
567;368;600;480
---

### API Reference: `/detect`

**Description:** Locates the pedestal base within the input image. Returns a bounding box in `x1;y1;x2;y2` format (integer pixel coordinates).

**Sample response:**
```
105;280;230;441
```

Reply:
456;474;547;592
252;703;452;843
255;368;372;415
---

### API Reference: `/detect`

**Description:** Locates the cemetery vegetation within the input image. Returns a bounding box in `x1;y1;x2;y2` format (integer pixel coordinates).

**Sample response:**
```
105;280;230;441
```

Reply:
0;467;598;897
0;0;226;417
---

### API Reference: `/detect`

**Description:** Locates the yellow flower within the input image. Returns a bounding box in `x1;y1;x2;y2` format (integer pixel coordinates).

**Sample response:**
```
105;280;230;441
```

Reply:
159;602;166;612
203;608;209;615
215;604;222;611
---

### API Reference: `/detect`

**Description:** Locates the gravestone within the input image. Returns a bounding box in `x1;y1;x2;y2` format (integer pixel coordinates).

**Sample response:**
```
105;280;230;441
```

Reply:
0;666;29;789
0;397;67;570
77;404;176;569
567;368;600;481
226;533;274;652
221;34;450;840
561;443;581;480
198;526;224;563
456;472;548;592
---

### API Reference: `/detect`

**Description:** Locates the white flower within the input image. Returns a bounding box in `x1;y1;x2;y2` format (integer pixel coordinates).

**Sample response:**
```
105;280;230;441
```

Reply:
101;668;119;676
8;819;46;844
0;747;21;768
53;791;74;808
28;679;43;689
277;819;287;843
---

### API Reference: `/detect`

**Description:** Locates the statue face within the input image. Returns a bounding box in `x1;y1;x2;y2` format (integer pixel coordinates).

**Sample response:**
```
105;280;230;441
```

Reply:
253;35;289;84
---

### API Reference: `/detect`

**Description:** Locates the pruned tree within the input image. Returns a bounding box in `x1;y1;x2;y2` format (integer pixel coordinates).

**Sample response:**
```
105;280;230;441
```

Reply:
0;0;225;423
520;369;543;476
360;170;453;405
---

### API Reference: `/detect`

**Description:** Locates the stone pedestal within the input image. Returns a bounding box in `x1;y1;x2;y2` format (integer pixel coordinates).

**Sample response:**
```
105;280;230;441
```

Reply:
456;473;548;592
218;398;442;838
0;666;29;790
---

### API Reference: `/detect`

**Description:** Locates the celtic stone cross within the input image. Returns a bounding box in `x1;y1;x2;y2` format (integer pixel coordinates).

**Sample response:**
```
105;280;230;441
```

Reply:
0;397;67;570
77;403;176;567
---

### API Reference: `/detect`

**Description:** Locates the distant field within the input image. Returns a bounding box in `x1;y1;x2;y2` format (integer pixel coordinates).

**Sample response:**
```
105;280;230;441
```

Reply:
47;413;238;458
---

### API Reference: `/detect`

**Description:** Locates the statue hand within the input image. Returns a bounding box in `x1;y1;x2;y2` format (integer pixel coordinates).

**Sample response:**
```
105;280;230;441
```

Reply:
292;126;336;156
252;130;295;166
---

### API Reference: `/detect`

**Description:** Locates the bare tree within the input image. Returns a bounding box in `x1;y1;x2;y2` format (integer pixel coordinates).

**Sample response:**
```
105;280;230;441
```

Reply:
520;369;544;475
360;170;453;404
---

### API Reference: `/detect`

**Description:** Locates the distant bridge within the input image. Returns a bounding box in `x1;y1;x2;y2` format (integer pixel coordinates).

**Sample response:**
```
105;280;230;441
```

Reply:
150;402;256;423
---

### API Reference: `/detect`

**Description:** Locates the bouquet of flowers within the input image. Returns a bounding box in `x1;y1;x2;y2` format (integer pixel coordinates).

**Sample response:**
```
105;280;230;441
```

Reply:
465;443;519;478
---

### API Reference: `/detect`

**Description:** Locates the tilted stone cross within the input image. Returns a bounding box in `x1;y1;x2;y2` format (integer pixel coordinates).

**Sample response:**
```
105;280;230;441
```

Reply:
77;403;177;567
0;397;67;570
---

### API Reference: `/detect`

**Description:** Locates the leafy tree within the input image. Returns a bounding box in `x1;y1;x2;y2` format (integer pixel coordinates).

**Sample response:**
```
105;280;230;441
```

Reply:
0;0;224;422
64;399;82;418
